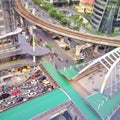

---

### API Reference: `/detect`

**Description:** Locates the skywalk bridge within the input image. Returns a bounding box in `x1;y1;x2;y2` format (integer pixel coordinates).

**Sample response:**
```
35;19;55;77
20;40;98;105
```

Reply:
73;47;120;96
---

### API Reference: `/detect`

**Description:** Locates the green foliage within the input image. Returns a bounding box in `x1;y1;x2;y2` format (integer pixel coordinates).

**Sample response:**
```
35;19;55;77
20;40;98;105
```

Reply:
42;2;53;11
48;8;64;20
32;0;82;29
60;17;68;25
77;18;83;23
30;37;38;46
48;8;57;17
72;26;79;30
54;12;61;20
45;44;52;49
59;10;65;15
66;19;71;26
70;15;79;20
33;0;42;4
76;59;84;64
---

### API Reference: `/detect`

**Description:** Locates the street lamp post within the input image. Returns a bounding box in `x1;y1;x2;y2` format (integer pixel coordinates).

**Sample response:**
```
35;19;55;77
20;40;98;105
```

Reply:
40;4;43;17
33;33;36;64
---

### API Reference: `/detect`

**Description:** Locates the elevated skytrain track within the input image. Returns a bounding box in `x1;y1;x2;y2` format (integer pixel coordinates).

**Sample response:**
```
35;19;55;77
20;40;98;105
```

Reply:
14;0;120;46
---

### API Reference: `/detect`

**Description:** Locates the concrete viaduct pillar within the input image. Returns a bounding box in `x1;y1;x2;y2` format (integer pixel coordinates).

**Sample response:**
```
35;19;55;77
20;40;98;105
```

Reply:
24;2;28;9
28;26;37;36
94;45;99;53
20;16;24;27
31;8;35;15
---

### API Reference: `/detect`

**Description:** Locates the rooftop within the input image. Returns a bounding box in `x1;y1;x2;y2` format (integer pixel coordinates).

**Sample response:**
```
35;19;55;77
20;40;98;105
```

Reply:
0;89;69;120
86;92;120;119
42;61;100;120
58;64;80;80
81;0;95;5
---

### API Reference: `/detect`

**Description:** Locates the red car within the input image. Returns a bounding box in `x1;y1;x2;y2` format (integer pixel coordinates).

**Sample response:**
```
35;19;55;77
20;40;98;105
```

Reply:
39;38;44;42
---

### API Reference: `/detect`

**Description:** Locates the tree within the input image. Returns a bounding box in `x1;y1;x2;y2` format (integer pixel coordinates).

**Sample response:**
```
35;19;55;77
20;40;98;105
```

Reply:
70;15;79;21
42;2;53;11
48;8;57;17
77;18;83;26
45;44;52;49
30;37;38;46
72;26;79;30
33;0;41;5
60;17;68;25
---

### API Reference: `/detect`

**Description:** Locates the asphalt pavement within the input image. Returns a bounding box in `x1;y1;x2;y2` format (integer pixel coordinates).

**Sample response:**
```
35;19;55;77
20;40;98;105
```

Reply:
22;0;61;25
21;0;80;69
33;28;74;69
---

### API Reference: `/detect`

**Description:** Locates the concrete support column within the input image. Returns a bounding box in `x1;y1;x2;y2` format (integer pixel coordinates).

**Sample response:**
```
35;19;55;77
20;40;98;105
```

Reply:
94;45;99;53
67;0;70;4
50;0;53;4
24;2;28;9
20;16;24;27
60;38;64;43
29;26;33;35
28;26;36;35
75;45;81;56
31;8;35;15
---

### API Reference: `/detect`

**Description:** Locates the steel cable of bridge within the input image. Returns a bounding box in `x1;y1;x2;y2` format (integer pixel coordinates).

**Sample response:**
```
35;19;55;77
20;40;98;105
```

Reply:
14;0;120;46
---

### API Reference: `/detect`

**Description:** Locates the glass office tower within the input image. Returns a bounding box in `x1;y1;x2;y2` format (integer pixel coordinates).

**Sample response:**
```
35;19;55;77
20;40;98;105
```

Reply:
91;0;120;34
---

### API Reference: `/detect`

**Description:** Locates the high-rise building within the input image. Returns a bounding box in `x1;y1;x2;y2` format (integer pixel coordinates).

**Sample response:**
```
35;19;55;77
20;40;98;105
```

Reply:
0;0;16;34
0;0;21;63
91;0;120;34
0;0;50;65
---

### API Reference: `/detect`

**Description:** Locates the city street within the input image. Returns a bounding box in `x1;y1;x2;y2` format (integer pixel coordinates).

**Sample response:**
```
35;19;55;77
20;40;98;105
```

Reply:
34;28;74;69
22;0;61;25
21;0;75;69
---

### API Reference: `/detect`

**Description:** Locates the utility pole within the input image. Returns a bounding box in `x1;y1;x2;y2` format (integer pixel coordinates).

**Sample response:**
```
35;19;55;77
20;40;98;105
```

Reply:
33;33;36;64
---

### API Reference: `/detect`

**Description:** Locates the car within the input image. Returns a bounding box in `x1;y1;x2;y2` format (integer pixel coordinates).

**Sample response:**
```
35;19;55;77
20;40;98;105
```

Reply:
0;93;10;100
7;101;15;106
39;76;46;81
0;91;3;95
33;86;39;91
54;53;58;57
80;55;85;60
42;80;50;85
58;57;63;62
31;79;36;84
22;90;30;95
37;89;43;94
39;38;44;42
0;100;3;104
21;84;31;89
33;73;38;77
10;95;16;99
16;97;24;102
23;98;27;102
36;70;42;75
48;88;52;91
48;85;54;90
32;73;40;77
28;92;36;97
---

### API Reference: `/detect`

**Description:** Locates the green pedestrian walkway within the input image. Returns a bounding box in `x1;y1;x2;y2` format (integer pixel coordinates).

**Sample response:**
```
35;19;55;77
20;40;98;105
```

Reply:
59;64;79;80
42;61;100;120
0;89;69;120
87;92;120;119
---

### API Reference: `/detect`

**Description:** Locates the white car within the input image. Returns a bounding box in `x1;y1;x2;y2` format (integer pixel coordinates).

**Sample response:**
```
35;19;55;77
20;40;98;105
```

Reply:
58;57;63;62
28;92;36;97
